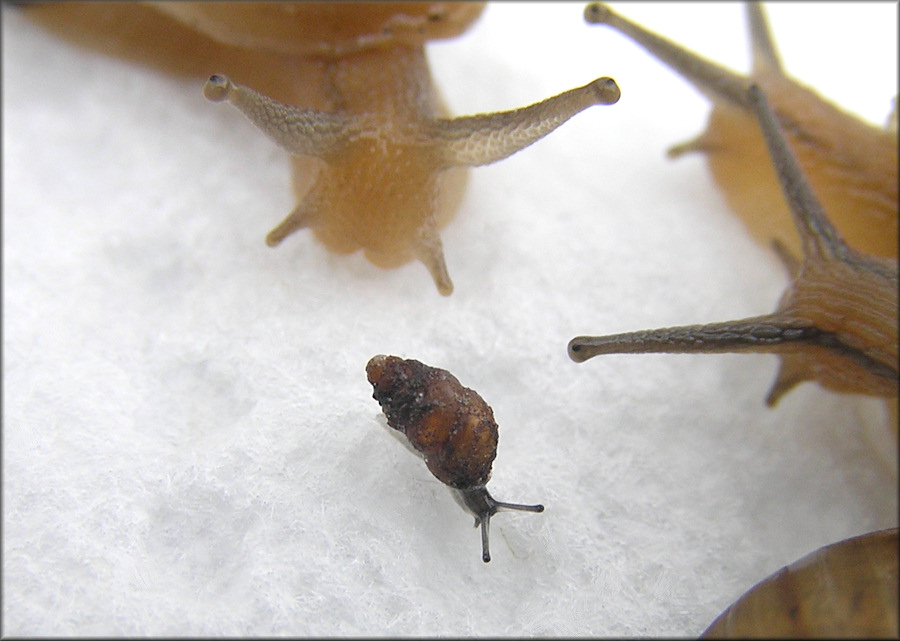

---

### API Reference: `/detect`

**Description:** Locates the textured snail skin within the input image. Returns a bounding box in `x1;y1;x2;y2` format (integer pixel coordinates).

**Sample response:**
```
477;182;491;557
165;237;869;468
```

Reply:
584;2;898;260
569;85;898;414
701;528;899;638
20;2;621;295
366;355;543;562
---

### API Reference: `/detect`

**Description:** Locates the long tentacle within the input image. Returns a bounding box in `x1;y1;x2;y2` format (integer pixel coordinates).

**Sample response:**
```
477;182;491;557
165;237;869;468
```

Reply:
431;77;620;168
204;74;364;159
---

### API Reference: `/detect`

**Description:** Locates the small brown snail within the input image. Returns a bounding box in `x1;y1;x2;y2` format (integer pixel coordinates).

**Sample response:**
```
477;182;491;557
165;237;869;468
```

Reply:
569;84;899;411
21;2;621;295
584;2;898;260
366;355;543;563
701;528;899;638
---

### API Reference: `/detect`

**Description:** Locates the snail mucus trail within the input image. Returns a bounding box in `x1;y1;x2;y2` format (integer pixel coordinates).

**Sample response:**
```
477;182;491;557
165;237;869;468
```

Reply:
366;355;543;563
569;84;899;408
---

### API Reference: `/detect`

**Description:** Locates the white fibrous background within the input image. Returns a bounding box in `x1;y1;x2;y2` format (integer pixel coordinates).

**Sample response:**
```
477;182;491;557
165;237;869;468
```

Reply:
4;2;897;636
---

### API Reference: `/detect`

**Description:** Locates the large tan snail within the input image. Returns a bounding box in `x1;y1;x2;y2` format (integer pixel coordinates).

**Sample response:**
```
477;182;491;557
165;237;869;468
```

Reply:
366;355;544;563
569;84;898;418
584;2;898;260
22;2;621;295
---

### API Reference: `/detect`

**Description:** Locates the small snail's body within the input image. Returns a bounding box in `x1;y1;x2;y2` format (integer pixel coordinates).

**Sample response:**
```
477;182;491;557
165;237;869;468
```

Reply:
701;528;899;638
569;85;898;412
22;2;622;295
585;2;898;260
366;355;543;562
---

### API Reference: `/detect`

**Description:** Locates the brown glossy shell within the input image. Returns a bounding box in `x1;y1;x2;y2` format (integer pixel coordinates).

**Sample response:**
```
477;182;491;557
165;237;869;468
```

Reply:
366;355;497;489
702;528;899;638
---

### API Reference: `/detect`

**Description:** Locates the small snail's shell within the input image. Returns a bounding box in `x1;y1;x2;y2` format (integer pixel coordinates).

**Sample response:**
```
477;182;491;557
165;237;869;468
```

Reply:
366;355;497;488
584;2;898;260
701;528;899;638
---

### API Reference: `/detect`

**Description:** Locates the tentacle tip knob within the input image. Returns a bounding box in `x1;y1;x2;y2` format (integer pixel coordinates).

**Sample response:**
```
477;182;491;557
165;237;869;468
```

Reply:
567;338;590;362
584;3;612;25
590;77;621;105
203;74;231;102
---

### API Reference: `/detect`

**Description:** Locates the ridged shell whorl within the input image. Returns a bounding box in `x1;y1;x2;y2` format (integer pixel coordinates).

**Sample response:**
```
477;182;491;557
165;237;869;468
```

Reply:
366;354;497;489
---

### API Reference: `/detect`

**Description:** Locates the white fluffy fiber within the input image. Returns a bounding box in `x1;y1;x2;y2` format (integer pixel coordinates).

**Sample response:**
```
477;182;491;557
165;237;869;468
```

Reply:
4;2;897;636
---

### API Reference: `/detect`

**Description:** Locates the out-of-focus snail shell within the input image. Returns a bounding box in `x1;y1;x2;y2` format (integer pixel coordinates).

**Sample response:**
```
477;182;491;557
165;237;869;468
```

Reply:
701;528;899;638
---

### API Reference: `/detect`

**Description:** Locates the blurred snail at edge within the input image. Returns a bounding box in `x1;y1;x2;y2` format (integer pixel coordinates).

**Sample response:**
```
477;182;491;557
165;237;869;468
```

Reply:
571;2;898;430
19;1;898;637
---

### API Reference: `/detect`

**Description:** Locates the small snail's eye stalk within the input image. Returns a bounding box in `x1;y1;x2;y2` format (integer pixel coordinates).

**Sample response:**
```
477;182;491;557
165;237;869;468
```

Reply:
454;486;544;563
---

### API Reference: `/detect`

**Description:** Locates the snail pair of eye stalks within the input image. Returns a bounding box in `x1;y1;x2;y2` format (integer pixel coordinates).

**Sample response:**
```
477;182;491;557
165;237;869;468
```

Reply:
569;84;898;408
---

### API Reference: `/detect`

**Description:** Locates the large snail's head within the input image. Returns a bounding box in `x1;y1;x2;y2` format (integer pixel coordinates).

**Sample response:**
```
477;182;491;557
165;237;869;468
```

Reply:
452;485;544;563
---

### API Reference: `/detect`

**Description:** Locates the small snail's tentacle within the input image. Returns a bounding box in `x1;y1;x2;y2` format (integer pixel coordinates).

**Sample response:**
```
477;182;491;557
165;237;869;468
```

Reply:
746;84;844;261
479;516;491;563
584;3;748;108
746;2;783;75
495;500;545;513
203;74;363;159
430;77;620;168
455;486;544;563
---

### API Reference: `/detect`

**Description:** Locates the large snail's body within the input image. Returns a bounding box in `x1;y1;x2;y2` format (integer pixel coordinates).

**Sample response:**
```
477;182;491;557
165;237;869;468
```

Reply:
570;84;898;419
22;2;621;295
575;4;898;424
366;355;543;562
